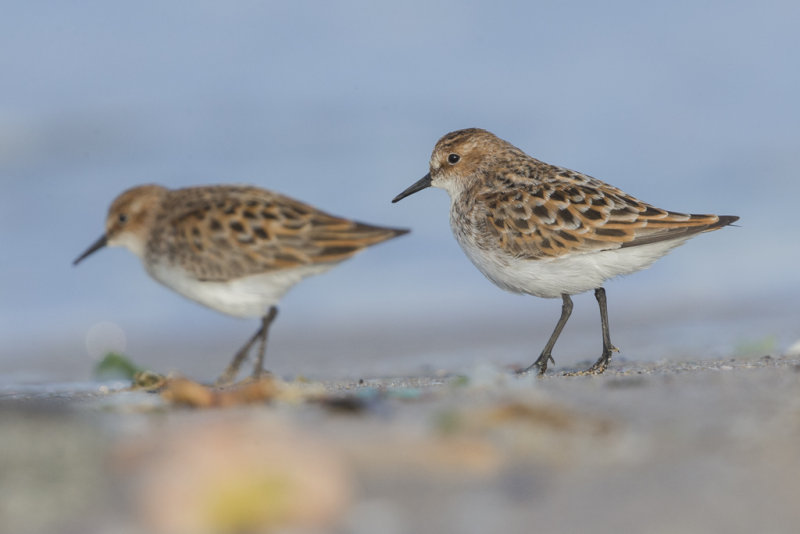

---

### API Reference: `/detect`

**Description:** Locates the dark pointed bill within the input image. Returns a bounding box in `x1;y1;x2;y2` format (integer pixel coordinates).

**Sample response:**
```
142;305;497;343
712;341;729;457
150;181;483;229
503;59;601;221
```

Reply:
73;234;108;266
391;173;432;203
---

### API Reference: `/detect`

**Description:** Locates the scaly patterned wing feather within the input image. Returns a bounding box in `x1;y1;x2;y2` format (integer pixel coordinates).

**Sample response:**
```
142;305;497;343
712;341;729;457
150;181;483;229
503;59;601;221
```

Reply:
156;186;407;281
478;176;734;260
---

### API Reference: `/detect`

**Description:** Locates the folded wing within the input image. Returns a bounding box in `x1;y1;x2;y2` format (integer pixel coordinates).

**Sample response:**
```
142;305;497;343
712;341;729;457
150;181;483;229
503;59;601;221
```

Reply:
478;177;737;259
157;186;407;281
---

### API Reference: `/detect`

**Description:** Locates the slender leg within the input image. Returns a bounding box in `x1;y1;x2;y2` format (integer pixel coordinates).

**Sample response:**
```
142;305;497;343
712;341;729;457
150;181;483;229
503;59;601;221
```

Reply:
581;287;618;375
518;294;573;376
251;306;278;379
215;306;278;386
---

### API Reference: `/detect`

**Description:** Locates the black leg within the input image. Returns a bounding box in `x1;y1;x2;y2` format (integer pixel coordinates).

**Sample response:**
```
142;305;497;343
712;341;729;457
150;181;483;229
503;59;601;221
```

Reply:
581;287;617;374
518;294;573;375
215;306;278;386
251;306;278;379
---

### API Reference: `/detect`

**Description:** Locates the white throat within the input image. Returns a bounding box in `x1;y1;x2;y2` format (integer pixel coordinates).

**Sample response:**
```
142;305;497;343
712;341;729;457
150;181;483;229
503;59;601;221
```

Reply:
110;232;147;259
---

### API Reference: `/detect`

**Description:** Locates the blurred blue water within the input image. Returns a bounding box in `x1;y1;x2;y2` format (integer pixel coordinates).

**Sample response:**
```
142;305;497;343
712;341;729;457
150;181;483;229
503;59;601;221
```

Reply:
2;2;798;381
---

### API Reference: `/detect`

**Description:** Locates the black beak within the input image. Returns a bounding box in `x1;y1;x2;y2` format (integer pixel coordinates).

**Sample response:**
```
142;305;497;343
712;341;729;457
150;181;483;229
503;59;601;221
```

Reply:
73;234;108;265
392;173;432;203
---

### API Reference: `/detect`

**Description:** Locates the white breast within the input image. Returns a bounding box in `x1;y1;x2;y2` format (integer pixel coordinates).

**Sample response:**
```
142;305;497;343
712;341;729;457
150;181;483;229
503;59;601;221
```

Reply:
145;261;335;318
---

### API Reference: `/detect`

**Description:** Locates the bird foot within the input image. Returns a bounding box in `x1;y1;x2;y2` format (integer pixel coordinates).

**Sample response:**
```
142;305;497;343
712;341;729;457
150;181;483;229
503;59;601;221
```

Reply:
214;368;239;388
516;354;554;376
249;368;273;381
563;353;611;376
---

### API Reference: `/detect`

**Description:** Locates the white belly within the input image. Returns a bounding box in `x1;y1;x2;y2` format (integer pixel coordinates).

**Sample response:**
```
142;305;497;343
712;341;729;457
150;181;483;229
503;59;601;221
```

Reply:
145;262;335;318
453;223;690;299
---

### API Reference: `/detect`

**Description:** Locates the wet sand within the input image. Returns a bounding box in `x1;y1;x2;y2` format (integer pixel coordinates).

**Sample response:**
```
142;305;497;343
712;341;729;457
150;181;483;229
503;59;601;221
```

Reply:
2;354;800;534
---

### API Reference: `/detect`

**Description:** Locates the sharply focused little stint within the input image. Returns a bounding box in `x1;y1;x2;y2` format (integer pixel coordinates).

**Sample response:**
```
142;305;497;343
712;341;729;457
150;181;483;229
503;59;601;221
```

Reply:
74;184;407;384
393;128;738;375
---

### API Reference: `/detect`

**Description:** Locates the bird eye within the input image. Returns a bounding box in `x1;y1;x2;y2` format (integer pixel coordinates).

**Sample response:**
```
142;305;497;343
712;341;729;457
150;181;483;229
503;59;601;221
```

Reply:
118;213;128;223
448;153;461;164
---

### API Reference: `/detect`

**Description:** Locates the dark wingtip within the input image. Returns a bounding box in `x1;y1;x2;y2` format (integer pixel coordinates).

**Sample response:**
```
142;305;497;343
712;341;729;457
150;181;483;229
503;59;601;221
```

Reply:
715;215;740;228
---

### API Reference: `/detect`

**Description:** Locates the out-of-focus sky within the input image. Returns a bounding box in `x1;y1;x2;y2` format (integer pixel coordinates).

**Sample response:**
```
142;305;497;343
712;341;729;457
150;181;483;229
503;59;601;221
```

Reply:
2;1;798;381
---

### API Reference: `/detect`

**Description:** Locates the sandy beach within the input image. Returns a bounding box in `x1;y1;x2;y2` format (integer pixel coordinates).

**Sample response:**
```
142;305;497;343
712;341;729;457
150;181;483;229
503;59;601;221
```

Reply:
3;354;799;534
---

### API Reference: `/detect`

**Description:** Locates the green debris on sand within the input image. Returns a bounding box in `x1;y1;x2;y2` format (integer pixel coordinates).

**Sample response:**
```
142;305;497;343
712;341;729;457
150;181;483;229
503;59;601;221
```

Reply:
733;335;777;358
433;410;463;435
93;352;144;380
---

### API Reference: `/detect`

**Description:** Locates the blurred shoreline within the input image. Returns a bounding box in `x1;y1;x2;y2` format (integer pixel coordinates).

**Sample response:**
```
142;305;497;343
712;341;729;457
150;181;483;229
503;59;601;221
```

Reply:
3;289;796;385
